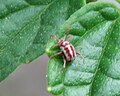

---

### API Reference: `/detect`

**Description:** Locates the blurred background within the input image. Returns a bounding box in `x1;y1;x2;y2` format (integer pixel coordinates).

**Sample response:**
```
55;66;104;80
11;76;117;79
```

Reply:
0;0;119;96
0;54;51;96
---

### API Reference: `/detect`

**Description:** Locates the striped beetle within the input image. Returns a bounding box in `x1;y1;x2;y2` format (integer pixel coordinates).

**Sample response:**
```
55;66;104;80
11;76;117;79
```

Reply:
50;24;83;68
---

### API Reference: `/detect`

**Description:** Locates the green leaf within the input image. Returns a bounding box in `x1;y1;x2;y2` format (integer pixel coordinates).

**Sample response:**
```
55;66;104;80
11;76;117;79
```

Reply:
0;0;85;82
46;2;120;96
116;0;120;3
22;0;86;63
86;0;96;3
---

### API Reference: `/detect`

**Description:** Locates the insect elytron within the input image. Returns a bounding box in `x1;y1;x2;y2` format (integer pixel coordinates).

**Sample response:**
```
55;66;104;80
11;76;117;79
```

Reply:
50;24;83;68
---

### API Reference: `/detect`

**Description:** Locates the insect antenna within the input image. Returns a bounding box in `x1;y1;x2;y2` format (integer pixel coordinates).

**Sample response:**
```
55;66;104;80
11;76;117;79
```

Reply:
65;22;70;41
50;35;61;42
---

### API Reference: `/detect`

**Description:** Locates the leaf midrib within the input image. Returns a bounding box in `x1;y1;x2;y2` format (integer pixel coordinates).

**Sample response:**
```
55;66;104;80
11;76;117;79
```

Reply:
0;0;54;19
89;19;117;96
0;0;56;53
0;0;56;78
58;19;118;96
49;21;112;96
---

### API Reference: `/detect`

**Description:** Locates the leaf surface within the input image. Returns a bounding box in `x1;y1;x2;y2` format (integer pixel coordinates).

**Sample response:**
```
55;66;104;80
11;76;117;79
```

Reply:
46;2;120;96
0;0;85;82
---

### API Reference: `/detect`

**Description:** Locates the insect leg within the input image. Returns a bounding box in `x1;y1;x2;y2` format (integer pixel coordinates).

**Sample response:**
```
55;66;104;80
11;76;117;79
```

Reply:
51;44;59;49
63;56;66;68
76;52;85;63
50;35;61;42
50;52;62;58
75;46;83;49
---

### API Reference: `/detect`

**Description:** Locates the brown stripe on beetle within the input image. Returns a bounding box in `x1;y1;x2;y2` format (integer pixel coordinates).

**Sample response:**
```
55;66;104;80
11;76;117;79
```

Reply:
70;45;75;57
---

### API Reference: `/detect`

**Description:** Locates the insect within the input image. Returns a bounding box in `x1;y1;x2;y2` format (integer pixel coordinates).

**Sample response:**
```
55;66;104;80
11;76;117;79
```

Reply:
50;24;83;68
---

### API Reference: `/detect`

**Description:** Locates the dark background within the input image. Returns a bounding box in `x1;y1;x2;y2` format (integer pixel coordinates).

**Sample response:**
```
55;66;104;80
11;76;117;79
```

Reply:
0;54;51;96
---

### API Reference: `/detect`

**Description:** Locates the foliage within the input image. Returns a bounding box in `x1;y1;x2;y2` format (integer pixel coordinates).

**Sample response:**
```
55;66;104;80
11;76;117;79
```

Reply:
46;2;120;96
0;0;120;96
0;0;85;82
116;0;120;3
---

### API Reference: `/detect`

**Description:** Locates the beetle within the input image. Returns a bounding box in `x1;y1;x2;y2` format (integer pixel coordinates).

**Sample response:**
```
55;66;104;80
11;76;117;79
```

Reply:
50;25;83;68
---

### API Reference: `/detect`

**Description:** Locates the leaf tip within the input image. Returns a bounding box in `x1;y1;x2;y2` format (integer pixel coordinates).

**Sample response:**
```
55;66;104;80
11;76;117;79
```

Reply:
46;48;51;54
47;86;52;92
